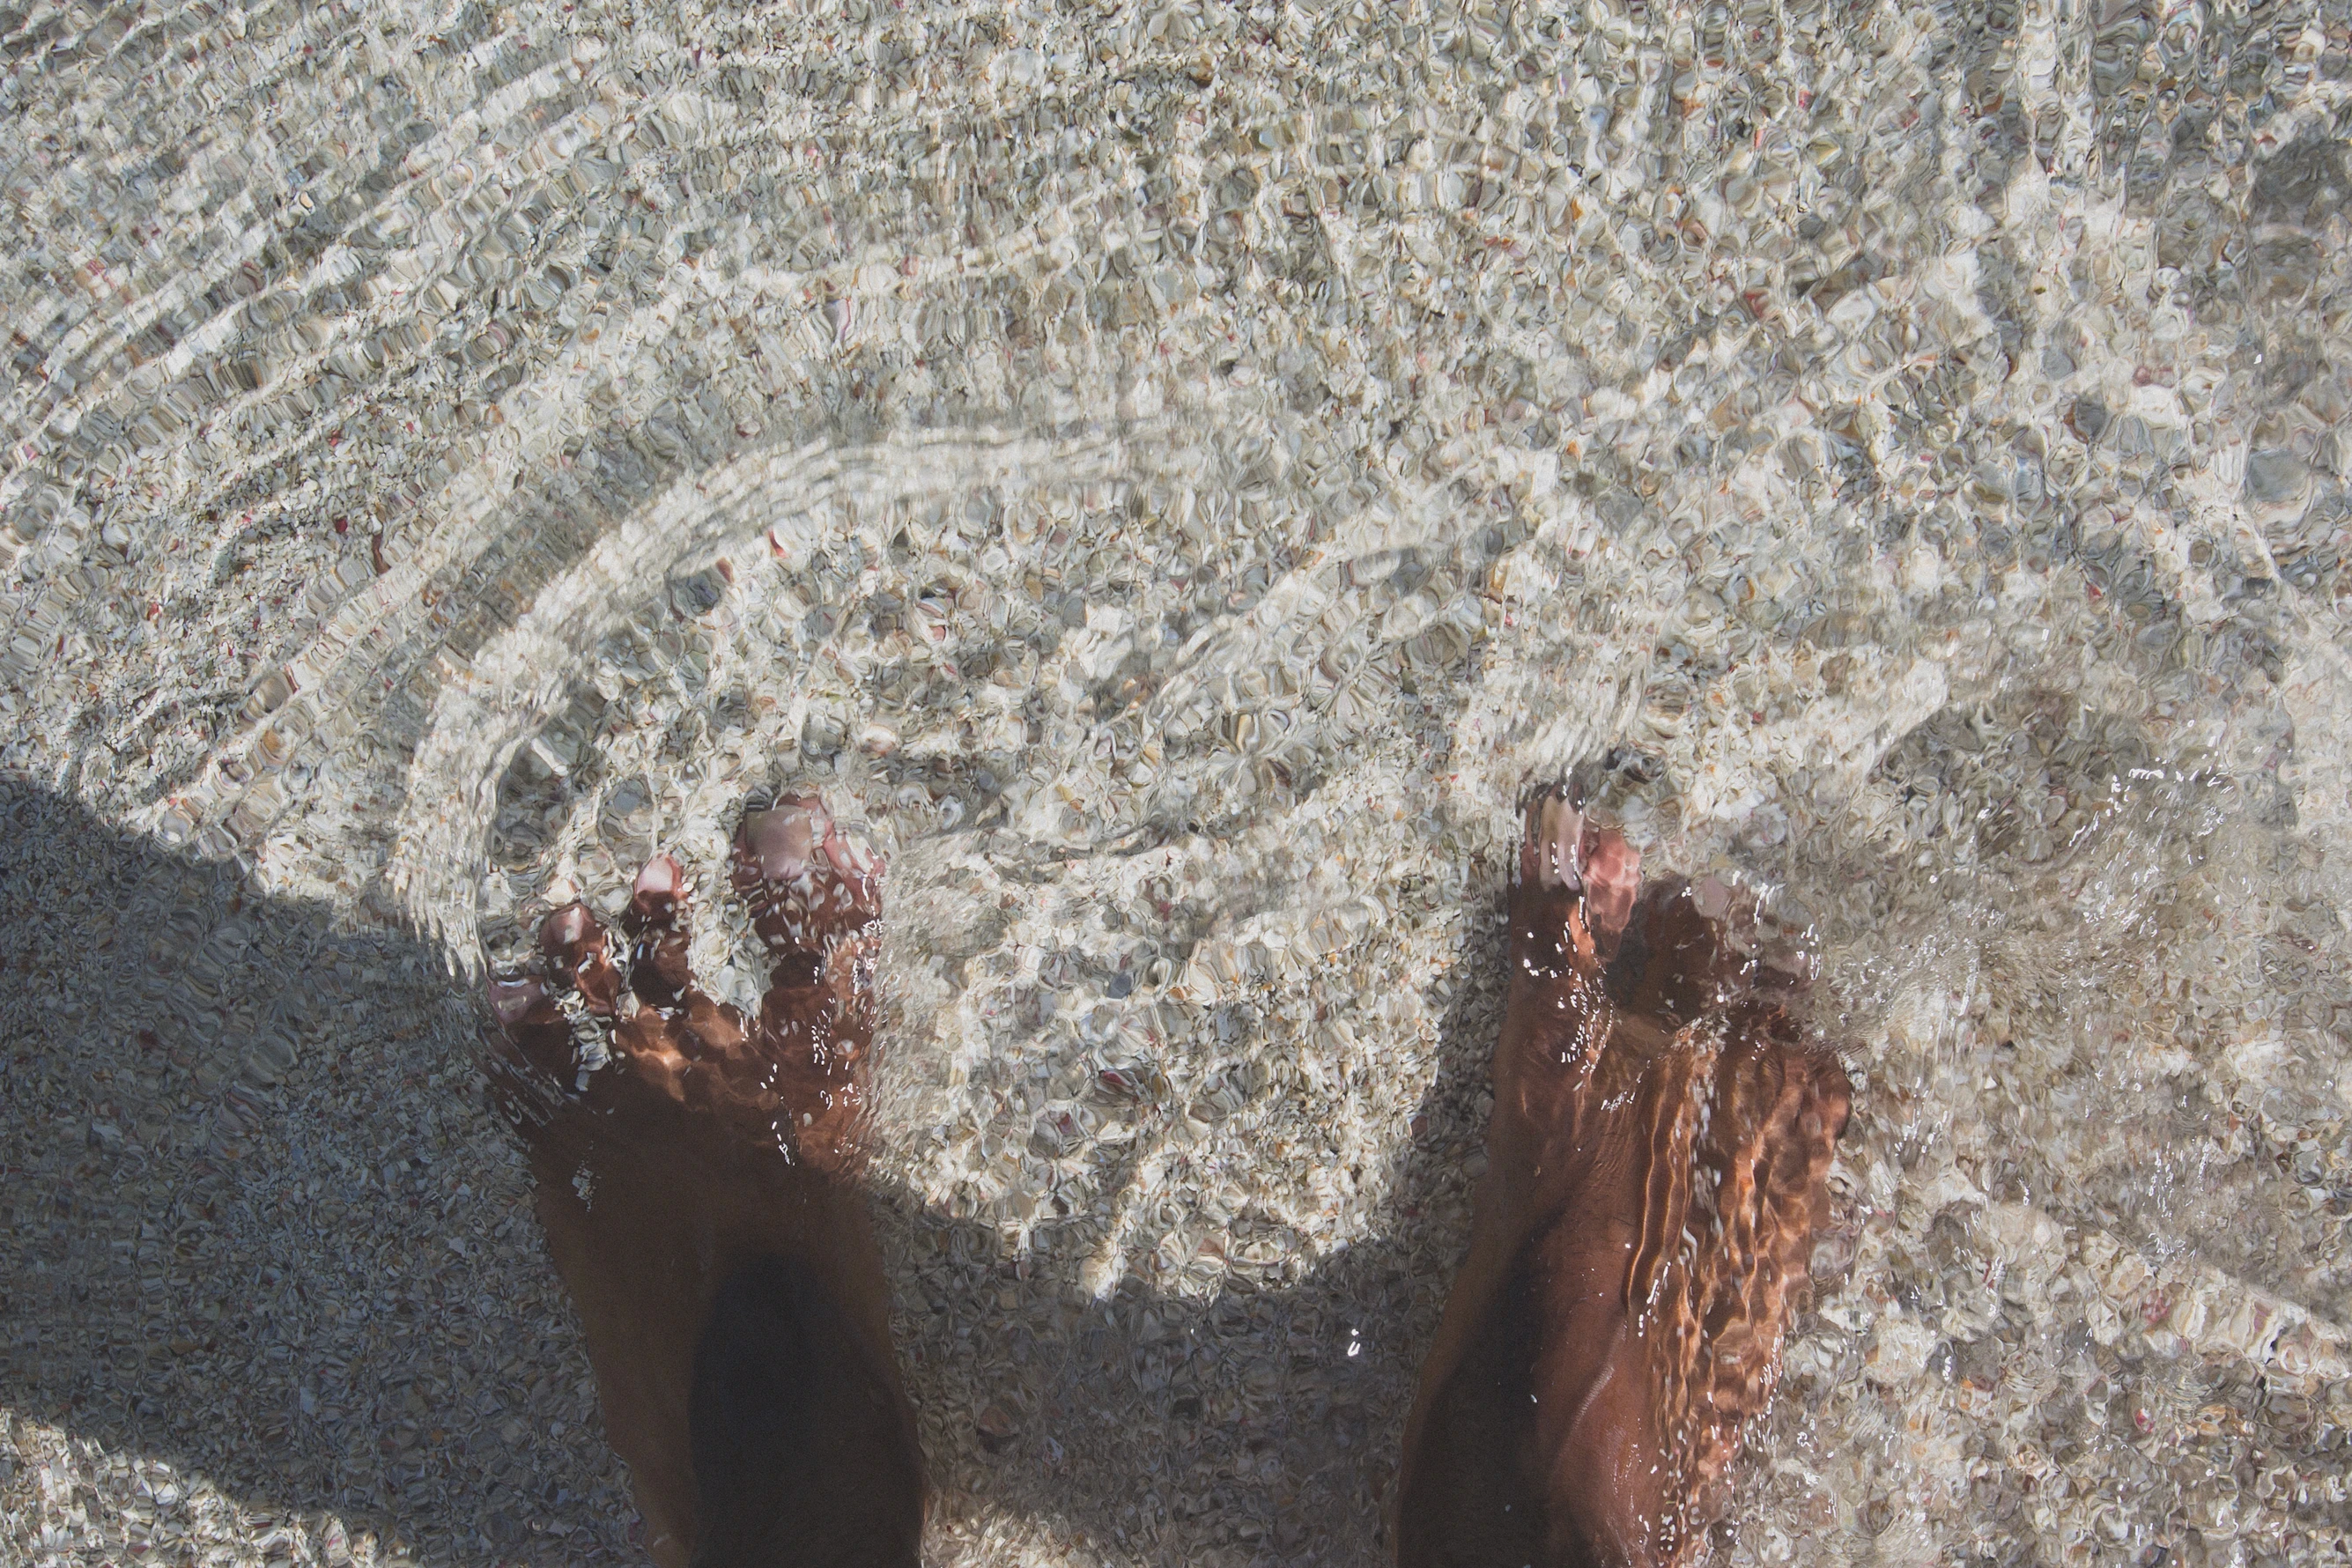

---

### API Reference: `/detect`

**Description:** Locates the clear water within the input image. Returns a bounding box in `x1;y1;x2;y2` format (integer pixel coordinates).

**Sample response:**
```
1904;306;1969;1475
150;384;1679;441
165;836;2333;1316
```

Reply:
4;0;2349;1564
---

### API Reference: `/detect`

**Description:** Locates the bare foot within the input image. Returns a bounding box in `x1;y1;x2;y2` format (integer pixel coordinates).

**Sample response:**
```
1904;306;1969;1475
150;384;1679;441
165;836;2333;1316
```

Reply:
1396;781;1852;1568
484;796;923;1568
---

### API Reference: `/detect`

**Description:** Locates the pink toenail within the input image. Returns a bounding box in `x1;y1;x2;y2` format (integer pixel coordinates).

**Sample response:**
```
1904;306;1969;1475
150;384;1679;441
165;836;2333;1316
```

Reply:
1693;876;1733;920
634;854;682;897
742;798;832;879
1583;827;1641;890
1546;801;1584;891
487;977;544;1024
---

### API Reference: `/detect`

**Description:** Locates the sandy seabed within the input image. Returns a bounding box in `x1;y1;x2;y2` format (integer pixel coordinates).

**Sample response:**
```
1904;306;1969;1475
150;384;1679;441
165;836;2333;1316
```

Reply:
4;0;2352;1564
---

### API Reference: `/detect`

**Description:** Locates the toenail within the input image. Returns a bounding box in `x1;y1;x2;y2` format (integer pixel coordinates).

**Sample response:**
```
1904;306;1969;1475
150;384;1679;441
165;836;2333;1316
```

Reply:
487;977;542;1024
741;801;829;878
541;904;592;951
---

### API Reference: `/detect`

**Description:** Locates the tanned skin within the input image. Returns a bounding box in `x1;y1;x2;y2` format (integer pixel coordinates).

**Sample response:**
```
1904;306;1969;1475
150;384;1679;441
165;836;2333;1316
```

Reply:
1395;787;1852;1568
480;782;1847;1568
485;796;925;1568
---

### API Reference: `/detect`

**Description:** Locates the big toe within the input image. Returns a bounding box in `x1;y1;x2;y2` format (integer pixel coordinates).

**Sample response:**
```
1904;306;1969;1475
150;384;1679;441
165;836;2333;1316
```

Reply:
1513;782;1644;973
1520;786;1586;892
1579;824;1641;947
736;796;832;882
732;795;883;952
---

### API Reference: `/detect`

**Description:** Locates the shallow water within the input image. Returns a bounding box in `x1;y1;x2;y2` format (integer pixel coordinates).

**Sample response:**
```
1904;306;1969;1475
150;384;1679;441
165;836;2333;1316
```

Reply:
4;0;2350;1564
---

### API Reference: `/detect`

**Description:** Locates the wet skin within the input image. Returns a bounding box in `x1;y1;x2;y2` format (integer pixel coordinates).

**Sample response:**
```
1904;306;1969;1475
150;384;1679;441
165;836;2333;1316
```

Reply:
484;784;1848;1568
485;797;924;1568
1394;788;1853;1568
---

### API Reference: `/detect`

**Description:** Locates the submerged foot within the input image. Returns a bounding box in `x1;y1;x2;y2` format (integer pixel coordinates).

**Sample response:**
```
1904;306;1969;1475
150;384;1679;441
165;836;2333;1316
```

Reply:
492;795;885;1173
483;795;922;1568
1398;780;1852;1568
